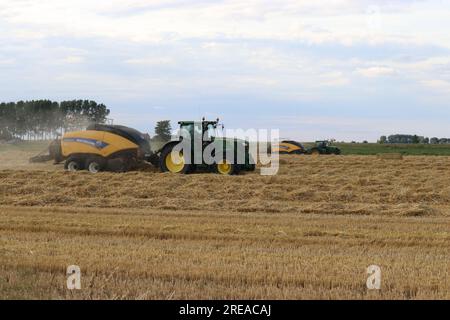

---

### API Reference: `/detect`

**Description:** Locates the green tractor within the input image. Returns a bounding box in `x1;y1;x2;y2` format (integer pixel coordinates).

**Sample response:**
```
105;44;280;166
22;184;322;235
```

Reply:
307;140;341;155
153;119;256;175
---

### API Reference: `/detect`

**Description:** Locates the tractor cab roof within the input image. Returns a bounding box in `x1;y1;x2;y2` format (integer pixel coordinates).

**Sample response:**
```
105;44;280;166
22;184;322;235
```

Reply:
178;120;218;125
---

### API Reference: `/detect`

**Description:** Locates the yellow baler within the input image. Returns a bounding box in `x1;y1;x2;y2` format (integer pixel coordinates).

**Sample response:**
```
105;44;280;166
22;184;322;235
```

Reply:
43;124;155;173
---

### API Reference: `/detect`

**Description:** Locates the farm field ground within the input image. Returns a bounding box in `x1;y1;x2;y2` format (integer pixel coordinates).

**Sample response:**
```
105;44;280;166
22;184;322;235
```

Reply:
0;142;449;299
333;142;450;156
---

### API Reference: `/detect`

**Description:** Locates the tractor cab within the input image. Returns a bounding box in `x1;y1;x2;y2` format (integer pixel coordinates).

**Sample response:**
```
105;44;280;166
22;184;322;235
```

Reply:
178;119;220;142
316;140;328;148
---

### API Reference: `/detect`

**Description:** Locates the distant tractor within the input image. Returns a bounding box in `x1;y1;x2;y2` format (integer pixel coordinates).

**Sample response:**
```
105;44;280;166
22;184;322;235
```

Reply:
156;119;256;175
307;141;341;155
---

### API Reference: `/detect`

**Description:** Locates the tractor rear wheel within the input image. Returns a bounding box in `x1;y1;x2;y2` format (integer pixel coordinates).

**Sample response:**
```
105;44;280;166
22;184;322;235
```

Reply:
310;149;321;156
160;145;192;174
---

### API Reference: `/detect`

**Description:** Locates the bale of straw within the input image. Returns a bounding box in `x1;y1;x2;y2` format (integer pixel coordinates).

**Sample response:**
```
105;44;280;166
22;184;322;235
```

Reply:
377;153;403;160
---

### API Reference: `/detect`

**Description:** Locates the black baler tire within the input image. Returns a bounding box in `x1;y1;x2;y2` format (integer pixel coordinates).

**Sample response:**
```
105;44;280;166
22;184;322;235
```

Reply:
64;157;85;172
86;156;106;174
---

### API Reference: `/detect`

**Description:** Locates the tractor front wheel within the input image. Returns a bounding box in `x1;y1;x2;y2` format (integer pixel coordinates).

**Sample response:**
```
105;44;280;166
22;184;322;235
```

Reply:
216;160;239;175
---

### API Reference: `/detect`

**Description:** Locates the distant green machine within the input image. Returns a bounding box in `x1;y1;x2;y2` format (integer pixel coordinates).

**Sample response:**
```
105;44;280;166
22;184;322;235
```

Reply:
307;141;341;155
153;119;256;175
273;140;341;155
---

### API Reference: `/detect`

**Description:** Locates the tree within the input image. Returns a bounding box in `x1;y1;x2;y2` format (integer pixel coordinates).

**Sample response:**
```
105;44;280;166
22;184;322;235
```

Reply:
154;120;172;141
0;100;110;141
421;137;429;144
430;137;439;144
388;134;425;144
379;136;387;144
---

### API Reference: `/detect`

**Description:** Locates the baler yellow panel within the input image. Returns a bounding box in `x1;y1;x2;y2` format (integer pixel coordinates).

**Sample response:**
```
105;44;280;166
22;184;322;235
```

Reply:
273;142;303;154
61;130;139;158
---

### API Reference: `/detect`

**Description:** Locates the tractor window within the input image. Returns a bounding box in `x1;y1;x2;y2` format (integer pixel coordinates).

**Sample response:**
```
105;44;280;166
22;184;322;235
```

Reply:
194;123;203;137
206;124;216;140
180;123;194;138
180;122;203;139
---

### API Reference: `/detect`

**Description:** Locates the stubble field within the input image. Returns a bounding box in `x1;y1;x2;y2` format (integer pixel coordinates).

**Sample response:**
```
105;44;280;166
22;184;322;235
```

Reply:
0;147;449;299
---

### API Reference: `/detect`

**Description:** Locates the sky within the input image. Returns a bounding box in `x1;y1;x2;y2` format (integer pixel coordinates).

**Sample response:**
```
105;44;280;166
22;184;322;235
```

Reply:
1;0;450;141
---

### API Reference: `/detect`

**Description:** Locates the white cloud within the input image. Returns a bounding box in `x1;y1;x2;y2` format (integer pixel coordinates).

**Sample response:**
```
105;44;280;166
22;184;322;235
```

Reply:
0;0;449;47
125;57;174;65
421;79;450;93
0;58;15;65
62;56;84;64
356;66;395;78
319;71;350;86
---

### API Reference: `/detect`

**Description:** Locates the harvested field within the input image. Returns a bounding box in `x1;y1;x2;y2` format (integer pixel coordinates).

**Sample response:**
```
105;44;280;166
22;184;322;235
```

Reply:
0;151;449;299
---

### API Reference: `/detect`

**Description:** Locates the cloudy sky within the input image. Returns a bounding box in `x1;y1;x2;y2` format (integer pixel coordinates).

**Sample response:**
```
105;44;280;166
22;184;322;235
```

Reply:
1;0;450;141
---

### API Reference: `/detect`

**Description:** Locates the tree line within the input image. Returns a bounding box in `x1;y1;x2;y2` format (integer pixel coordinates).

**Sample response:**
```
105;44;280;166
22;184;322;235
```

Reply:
379;134;450;144
0;100;110;141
